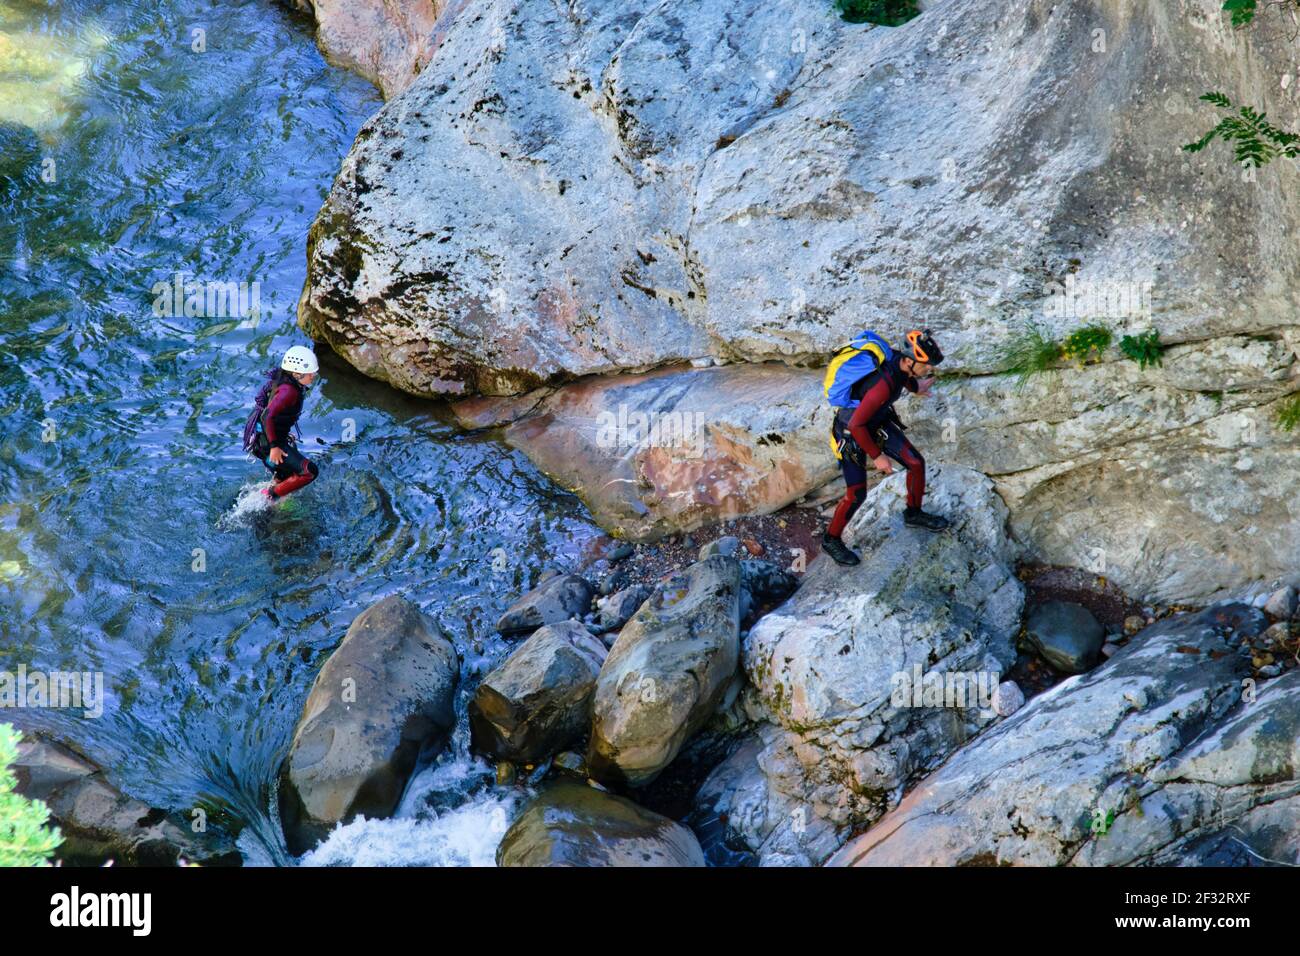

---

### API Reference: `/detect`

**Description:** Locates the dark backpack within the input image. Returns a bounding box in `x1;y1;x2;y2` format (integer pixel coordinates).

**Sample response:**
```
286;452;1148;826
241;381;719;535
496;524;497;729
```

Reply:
241;368;280;453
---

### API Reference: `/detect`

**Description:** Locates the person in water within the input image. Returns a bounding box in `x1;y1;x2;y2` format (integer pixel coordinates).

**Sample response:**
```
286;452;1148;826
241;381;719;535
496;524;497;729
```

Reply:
822;329;949;566
246;345;320;501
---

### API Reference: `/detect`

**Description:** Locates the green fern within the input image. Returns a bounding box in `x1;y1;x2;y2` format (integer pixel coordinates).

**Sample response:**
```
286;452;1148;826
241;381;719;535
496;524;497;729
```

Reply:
1119;330;1165;371
834;0;920;26
1184;92;1300;168
1277;395;1300;431
0;724;63;867
1223;0;1259;27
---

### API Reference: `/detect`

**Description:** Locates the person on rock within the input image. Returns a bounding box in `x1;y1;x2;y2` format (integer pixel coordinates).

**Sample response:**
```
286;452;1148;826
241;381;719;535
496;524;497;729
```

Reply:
821;329;950;566
242;345;320;501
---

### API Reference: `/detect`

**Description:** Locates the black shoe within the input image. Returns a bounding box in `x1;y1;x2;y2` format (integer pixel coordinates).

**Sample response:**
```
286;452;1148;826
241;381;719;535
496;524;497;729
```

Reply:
904;508;951;532
821;532;860;566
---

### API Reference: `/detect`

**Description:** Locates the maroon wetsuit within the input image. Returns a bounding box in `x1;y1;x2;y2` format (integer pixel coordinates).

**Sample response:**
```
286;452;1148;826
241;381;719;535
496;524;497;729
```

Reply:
827;355;926;537
256;376;318;498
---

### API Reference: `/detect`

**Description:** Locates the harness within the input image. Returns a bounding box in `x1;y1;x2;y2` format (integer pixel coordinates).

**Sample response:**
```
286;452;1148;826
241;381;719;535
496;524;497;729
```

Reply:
828;362;907;464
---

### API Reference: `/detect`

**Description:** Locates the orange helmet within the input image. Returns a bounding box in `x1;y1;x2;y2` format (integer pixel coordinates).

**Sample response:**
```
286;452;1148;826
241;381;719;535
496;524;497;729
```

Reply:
904;329;944;365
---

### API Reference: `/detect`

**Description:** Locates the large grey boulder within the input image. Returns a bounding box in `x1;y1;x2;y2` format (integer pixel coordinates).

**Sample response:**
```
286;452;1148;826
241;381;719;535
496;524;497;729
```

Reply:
12;732;240;866
497;780;705;867
588;555;742;787
278;595;459;855
298;0;1300;603
735;465;1024;864
1024;600;1106;673
828;603;1290;867
469;621;607;763
496;573;594;636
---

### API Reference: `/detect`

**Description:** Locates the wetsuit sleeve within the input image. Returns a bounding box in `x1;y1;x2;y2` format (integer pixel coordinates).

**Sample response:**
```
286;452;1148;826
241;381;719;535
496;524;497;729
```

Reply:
263;384;296;449
848;377;890;460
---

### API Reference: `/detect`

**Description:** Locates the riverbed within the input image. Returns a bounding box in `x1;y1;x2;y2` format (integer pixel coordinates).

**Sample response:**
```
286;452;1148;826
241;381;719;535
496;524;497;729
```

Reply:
0;0;603;865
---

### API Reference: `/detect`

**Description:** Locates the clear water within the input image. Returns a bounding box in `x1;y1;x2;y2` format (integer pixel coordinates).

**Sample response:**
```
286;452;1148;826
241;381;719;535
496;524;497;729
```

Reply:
0;0;601;864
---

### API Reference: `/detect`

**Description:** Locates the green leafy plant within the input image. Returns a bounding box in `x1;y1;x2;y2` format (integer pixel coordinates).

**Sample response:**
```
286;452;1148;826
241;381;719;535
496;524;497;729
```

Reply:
1222;0;1300;28
1061;324;1112;366
1183;92;1300;168
1277;395;1300;431
1223;0;1260;27
997;322;1063;391
834;0;921;27
0;724;63;867
1119;330;1165;370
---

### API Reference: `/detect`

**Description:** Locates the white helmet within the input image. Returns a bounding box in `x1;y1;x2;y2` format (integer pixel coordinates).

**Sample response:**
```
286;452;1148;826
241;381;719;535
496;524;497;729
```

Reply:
281;345;319;375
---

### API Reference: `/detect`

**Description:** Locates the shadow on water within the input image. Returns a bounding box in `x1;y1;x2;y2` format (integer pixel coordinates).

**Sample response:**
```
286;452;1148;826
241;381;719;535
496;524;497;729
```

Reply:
0;0;603;864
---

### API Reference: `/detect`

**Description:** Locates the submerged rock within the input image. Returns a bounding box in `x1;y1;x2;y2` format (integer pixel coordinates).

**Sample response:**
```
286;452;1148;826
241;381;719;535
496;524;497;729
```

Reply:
278;595;458;855
828;604;1284;867
736;466;1024;864
497;780;705;867
588;556;742;787
496;573;594;636
12;733;240;866
469;621;607;763
1024;600;1106;674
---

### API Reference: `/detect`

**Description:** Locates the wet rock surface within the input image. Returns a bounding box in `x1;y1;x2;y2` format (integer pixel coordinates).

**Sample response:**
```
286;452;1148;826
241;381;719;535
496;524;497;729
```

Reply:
588;556;742;788
469;621;607;763
278;595;459;855
13;733;240;866
497;779;705;867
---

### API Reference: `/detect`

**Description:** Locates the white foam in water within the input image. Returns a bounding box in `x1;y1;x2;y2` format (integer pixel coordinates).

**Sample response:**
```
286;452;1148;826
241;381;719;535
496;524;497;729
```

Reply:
300;792;521;868
218;481;277;529
299;756;523;867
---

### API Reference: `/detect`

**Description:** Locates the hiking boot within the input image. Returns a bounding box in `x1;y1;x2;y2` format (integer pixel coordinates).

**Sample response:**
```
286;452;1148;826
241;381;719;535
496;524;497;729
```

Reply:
904;508;950;532
821;532;860;566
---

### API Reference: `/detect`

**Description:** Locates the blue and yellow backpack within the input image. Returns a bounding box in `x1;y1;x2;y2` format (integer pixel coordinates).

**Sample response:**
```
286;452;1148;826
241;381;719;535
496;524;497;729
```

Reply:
823;331;892;409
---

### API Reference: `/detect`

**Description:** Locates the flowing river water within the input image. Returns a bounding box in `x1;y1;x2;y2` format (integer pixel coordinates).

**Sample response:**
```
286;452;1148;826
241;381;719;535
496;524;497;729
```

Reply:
0;0;605;865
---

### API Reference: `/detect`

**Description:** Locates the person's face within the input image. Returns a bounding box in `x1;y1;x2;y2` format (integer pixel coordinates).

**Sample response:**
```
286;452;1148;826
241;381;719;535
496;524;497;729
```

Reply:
903;357;934;378
297;371;317;387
